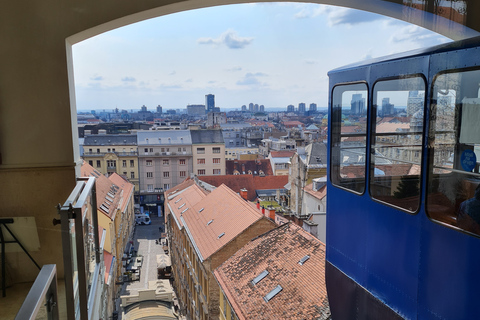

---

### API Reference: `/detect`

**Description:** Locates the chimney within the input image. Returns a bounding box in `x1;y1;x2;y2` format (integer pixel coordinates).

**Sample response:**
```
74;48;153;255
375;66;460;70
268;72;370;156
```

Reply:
240;188;248;201
256;200;260;209
268;207;276;220
261;206;265;215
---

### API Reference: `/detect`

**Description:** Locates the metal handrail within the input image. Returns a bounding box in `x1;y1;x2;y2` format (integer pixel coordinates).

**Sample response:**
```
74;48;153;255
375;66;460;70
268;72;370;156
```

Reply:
15;264;59;320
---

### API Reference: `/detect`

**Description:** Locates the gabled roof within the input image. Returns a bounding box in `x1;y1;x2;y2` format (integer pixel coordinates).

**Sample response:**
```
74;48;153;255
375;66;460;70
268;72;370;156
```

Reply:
190;129;224;144
84;134;137;146
304;182;327;200
305;142;327;167
108;173;134;213
226;159;273;176
81;161;122;220
214;223;330;320
198;175;288;201
167;184;264;261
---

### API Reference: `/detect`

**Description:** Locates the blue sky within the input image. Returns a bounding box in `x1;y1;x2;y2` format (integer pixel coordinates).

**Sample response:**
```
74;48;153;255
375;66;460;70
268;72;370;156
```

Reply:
73;3;450;112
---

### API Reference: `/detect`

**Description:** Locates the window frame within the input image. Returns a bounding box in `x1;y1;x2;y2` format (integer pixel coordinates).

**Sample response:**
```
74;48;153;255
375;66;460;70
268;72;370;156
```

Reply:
426;67;480;238
330;81;369;195
368;74;427;215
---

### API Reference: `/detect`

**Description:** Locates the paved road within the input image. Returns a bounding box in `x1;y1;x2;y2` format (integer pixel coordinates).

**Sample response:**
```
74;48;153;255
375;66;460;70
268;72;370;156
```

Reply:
124;213;167;295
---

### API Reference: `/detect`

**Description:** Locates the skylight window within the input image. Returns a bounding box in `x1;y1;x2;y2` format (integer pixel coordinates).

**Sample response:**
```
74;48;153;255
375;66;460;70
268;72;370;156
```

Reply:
264;285;282;302
207;219;213;225
178;203;185;209
181;208;188;214
217;232;225;239
199;208;204;213
298;255;310;266
175;198;182;204
251;270;269;285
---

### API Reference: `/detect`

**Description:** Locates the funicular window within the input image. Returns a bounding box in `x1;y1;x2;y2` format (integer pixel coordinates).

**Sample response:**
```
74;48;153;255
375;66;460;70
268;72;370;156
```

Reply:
427;69;480;236
370;77;425;212
331;83;368;193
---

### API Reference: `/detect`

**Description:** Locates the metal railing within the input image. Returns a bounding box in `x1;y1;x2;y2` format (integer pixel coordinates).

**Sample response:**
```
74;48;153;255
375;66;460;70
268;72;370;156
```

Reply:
15;264;59;320
57;176;102;320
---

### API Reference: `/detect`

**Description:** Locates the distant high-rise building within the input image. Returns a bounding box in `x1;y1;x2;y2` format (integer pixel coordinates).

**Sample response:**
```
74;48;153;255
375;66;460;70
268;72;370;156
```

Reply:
382;97;395;116
254;104;259;112
241;105;247;112
407;91;424;116
298;103;306;114
351;94;365;115
187;104;206;116
206;94;215;113
259;105;265;112
287;104;295;112
309;103;317;112
141;105;147;112
249;103;254;112
156;105;162;114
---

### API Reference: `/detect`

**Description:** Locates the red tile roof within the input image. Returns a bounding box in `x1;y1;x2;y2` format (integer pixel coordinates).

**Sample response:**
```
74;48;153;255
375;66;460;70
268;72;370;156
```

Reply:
198;175;288;201
166;184;265;260
108;173;134;213
104;250;114;284
81;161;122;220
269;150;295;158
282;120;304;128
304;182;327;200
214;223;330;319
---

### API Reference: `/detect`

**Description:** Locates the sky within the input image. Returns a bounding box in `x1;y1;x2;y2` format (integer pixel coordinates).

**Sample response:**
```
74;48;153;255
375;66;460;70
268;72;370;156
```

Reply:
72;3;451;112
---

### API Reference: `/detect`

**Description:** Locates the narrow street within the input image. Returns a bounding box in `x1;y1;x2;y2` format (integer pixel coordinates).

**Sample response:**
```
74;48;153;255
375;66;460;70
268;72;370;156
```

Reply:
116;213;181;319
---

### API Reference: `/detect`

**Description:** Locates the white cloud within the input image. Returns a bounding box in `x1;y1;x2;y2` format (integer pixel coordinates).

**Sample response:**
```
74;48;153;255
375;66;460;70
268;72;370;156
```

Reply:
236;72;268;86
198;30;253;49
90;75;104;81
295;5;385;26
122;76;136;82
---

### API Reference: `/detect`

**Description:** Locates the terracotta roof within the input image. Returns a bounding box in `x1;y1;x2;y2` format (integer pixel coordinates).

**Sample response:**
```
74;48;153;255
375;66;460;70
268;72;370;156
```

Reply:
81;161;122;220
166;183;207;229
282;120;304;128
214;223;330;320
108;173;134;213
164;177;197;199
304;183;327;200
104;250;114;284
376;122;410;133
270;150;295;158
198;175;288;201
167;184;264;261
226;159;273;176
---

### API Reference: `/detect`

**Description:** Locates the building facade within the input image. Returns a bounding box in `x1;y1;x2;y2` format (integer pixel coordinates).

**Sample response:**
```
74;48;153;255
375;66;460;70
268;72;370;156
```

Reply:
137;130;193;211
165;181;276;320
82;132;139;191
191;130;226;176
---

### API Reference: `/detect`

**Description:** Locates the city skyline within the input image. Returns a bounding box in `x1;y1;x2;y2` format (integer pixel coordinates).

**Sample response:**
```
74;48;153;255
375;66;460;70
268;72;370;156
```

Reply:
73;3;450;111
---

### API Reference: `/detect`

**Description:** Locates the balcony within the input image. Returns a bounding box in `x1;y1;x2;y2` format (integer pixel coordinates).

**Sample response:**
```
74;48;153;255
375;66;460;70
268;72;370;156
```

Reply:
83;151;137;157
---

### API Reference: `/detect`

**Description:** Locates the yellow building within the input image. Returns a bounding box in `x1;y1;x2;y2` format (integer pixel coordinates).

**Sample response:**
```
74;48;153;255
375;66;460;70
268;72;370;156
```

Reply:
81;162;136;318
83;133;140;191
191;130;226;176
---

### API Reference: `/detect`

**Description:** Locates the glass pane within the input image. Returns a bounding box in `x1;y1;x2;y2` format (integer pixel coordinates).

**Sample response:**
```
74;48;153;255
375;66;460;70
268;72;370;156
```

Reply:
69;219;81;320
370;77;425;212
82;191;96;299
427;69;480;236
331;83;368;193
